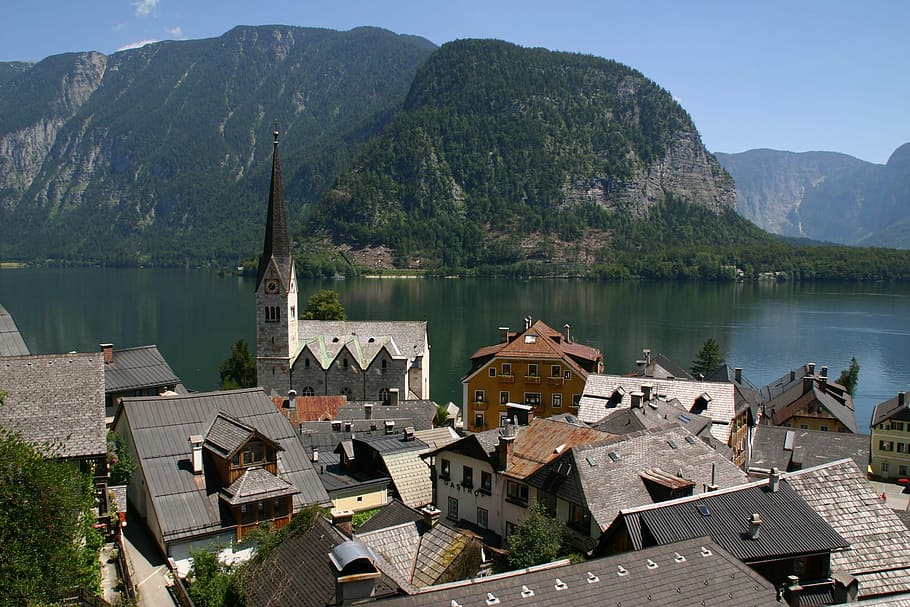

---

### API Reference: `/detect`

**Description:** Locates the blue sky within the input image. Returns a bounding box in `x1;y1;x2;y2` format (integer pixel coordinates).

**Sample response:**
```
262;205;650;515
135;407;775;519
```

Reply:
3;1;907;164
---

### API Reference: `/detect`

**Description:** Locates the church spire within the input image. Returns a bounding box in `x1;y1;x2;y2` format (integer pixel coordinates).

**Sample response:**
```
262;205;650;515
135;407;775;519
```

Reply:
256;127;293;291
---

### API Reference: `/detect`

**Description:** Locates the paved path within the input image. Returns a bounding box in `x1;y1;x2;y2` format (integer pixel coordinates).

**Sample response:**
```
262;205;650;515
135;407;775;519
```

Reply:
879;480;910;511
122;520;177;607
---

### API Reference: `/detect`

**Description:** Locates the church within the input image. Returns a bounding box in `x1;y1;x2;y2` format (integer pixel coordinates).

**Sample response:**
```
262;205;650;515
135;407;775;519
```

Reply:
255;130;429;401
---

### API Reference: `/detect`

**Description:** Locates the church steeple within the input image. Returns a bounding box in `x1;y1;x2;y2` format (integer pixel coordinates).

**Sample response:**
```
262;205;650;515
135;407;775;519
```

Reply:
256;128;293;291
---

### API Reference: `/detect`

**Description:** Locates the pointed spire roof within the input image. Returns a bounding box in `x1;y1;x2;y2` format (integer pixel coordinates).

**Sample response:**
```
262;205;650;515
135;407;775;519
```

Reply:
256;128;294;291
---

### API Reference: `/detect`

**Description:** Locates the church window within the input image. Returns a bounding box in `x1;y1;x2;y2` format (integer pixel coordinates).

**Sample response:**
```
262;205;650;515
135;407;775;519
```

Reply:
301;386;315;396
264;306;281;323
341;387;353;397
343;358;349;368
379;388;390;403
304;358;310;368
381;359;388;370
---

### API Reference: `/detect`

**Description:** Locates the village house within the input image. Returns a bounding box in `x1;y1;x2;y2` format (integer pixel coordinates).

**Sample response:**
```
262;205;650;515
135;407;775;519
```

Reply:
528;426;749;552
870;390;910;479
576;374;739;447
602;470;853;603
0;352;107;483
424;416;611;544
112;387;330;572
462;317;604;432
706;364;763;466
759;362;858;433
254;130;429;401
749;425;870;474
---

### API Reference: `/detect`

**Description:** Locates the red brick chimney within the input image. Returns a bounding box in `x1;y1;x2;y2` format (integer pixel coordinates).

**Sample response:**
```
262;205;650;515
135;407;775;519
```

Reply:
100;343;113;364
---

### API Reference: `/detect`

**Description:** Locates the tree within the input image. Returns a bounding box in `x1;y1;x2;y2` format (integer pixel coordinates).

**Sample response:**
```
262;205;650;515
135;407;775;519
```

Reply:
107;430;136;486
219;339;257;390
506;501;566;569
690;338;725;379
186;548;245;607
0;431;103;606
434;404;449;427
837;357;860;397
302;289;347;320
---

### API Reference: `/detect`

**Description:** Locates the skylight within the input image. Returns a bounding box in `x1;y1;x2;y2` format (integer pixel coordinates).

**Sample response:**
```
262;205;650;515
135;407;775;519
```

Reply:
524;335;537;343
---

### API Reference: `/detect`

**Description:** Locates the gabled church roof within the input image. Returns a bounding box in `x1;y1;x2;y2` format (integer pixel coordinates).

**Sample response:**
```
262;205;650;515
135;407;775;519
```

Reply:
256;129;294;292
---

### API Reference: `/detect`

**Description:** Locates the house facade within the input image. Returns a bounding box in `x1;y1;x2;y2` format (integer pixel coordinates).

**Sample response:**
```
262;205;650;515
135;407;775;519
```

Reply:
759;363;858;433
463;318;603;432
870;391;910;479
255;130;429;401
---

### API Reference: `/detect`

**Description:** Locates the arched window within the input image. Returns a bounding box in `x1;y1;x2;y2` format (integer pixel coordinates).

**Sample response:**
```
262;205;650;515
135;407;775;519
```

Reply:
304;357;310;368
379;388;390;403
264;306;281;323
301;386;315;397
343;358;349;369
381;359;388;370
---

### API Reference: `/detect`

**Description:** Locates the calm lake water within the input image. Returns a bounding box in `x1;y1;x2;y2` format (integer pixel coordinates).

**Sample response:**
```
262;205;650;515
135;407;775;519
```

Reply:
1;267;908;428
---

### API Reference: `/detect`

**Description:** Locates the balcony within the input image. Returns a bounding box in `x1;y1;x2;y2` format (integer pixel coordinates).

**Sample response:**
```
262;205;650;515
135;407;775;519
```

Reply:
545;376;564;386
473;401;489;411
525;375;541;384
497;374;516;384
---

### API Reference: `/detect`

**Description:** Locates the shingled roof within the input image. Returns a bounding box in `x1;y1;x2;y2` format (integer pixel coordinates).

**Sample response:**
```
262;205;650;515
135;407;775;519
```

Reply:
578;374;737;444
295;320;427;371
749;425;870;472
785;459;910;599
0;352;106;460
370;537;780;607
527;426;749;533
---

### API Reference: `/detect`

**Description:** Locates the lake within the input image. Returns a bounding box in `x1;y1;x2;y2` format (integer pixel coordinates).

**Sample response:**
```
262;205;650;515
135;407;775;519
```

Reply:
1;267;908;429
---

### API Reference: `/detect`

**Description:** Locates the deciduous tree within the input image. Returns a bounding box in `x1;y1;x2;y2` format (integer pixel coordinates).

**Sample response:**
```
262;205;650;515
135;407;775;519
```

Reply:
506;501;566;569
302;289;347;320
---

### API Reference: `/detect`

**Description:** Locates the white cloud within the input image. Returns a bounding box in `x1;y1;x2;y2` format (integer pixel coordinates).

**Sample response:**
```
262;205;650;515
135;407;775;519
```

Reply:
117;39;159;51
164;26;184;38
132;0;159;17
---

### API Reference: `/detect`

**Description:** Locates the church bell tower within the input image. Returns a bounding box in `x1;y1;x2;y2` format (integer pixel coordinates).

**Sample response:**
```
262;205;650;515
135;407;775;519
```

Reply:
255;128;299;396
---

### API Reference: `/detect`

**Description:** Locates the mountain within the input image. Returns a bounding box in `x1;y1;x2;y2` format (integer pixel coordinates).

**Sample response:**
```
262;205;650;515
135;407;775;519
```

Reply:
717;145;910;248
316;39;737;270
0;26;436;265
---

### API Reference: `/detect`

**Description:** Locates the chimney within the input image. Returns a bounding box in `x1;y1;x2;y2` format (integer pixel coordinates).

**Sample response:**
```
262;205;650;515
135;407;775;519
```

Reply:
643;348;651;366
641;384;653;402
387;388;399;407
563;323;571;343
524;315;532;330
807;362;816;375
802;376;813;395
329;541;380;606
768;467;781;492
189;435;204;475
312;447;319;463
819;375;827;392
705;463;719;492
498;431;516;470
630;391;644;409
747;513;763;540
384;420;395;435
420;505;441;529
100;343;114;364
734;368;742;383
899;391;906;407
331;509;354;537
790;370;796;382
499;327;510;343
288;389;297;409
820;366;828;378
402;426;415;441
783;575;804;607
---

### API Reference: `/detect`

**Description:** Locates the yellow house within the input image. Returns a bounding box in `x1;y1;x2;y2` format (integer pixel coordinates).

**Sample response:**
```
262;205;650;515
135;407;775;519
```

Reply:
463;318;603;431
871;391;910;479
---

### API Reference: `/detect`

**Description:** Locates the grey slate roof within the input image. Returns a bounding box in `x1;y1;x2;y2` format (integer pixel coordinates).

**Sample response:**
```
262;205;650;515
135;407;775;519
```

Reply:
116;388;330;544
337;399;438;430
785;459;910;598
204;413;258;458
763;374;858;432
871;391;910;427
243;515;411;607
750;425;870;472
0;304;29;356
0;352;106;459
355;500;423;534
616;477;849;562
371;537;780;607
591;399;713;438
220;465;299;505
527;426;749;532
577;374;737;444
103;345;181;393
295;320;427;370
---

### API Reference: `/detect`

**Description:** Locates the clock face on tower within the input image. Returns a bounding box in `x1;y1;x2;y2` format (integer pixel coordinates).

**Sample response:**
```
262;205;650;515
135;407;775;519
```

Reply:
264;279;280;294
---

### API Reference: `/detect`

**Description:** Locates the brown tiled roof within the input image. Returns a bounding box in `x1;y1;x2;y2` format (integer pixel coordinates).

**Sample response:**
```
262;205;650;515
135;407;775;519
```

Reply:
505;417;614;479
271;394;346;424
469;320;601;366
